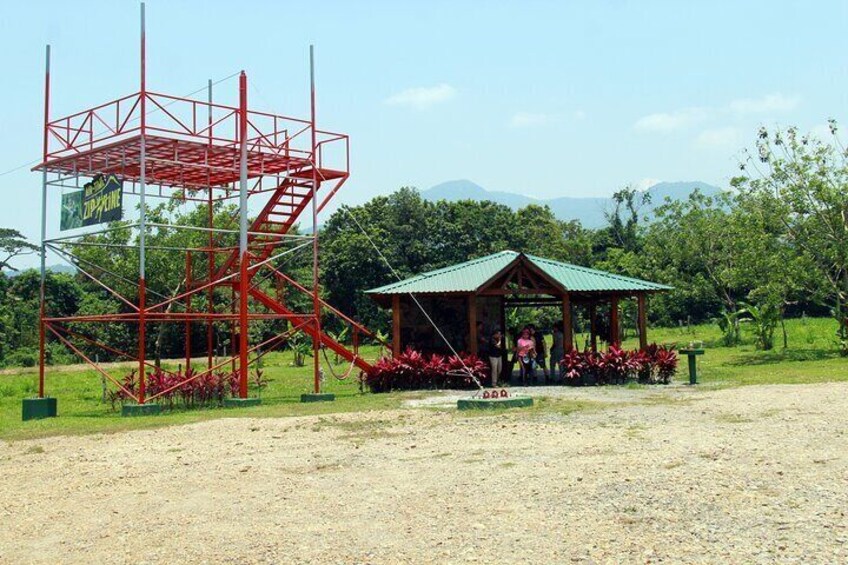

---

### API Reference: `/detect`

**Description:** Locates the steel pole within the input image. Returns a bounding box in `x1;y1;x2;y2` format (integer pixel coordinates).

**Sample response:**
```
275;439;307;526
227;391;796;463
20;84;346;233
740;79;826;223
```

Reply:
310;45;322;395
138;1;147;403
238;71;249;398
207;78;214;371
38;44;51;399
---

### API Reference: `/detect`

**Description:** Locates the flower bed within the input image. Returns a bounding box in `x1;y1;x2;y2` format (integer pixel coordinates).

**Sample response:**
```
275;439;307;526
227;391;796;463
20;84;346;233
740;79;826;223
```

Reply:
363;348;488;393
108;367;269;410
561;344;678;386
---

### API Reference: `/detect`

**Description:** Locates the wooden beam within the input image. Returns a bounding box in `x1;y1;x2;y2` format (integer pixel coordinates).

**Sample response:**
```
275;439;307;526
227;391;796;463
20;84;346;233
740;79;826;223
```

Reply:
562;293;573;352
480;288;560;296
610;296;620;347
502;297;562;304
637;293;648;350
392;294;401;358
468;294;478;356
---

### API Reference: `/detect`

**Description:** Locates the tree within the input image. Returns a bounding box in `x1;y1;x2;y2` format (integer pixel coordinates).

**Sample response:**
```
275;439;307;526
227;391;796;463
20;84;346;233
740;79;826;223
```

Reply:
640;191;736;325
512;205;593;264
733;122;848;352
0;270;83;365
0;228;38;272
608;185;651;251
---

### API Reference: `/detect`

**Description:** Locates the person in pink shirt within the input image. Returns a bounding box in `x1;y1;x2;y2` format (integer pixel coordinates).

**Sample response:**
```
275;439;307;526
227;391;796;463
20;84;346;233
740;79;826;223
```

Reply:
515;327;536;386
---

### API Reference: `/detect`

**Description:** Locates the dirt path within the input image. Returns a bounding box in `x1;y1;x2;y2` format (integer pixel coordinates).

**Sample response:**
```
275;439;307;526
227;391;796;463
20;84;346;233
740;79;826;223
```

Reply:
1;383;847;563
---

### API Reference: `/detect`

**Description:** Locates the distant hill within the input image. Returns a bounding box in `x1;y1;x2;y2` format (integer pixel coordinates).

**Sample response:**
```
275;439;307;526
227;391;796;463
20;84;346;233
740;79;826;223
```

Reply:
421;179;724;228
2;264;76;277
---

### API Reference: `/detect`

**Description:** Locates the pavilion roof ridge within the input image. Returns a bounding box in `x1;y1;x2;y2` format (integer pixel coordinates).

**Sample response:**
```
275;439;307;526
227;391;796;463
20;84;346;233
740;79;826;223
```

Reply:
365;251;516;295
523;253;674;291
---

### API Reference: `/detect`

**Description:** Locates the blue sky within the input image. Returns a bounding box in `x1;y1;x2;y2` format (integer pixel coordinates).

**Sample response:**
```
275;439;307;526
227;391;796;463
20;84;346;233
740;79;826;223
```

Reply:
1;0;846;268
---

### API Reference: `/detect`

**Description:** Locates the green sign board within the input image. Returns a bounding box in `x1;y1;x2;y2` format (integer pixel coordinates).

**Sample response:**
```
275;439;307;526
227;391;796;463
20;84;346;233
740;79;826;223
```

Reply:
61;190;83;231
60;174;123;231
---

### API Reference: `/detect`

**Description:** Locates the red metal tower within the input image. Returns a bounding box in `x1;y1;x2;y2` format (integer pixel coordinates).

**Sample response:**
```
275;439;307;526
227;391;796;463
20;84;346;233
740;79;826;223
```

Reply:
31;3;377;413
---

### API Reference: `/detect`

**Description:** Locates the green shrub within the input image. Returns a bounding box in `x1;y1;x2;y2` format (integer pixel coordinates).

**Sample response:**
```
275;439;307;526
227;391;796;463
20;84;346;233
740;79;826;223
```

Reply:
4;348;37;368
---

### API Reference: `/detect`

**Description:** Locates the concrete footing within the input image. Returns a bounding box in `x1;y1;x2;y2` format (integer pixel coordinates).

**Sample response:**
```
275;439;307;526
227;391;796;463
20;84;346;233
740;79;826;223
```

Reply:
223;397;262;408
121;403;162;417
301;393;336;403
457;396;533;410
22;397;57;421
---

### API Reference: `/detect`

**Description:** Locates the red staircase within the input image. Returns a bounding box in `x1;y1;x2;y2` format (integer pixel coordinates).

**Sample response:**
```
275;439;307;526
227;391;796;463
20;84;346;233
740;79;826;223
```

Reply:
215;165;380;372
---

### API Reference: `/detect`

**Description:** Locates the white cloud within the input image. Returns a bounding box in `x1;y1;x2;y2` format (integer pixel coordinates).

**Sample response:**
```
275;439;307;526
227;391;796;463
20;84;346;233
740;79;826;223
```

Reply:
809;123;835;142
695;126;743;149
634;107;709;132
635;178;661;191
509;112;556;128
635;93;800;135
384;83;456;110
729;93;799;115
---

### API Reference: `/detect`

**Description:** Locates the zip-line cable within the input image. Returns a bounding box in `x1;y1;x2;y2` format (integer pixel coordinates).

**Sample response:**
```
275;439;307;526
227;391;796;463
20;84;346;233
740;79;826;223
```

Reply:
341;206;483;391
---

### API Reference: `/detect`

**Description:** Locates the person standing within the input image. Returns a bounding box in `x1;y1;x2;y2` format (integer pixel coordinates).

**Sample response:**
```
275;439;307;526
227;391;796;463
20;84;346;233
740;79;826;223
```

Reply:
515;327;536;386
550;320;565;383
529;325;549;385
487;329;506;387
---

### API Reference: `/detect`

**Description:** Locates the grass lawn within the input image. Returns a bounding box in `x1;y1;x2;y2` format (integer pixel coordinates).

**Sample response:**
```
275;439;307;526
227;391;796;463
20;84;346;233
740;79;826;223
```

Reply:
1;317;846;441
0;346;405;441
618;316;847;387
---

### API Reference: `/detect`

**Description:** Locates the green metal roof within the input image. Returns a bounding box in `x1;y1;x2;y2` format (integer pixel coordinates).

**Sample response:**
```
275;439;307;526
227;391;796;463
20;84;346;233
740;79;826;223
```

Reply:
366;250;671;295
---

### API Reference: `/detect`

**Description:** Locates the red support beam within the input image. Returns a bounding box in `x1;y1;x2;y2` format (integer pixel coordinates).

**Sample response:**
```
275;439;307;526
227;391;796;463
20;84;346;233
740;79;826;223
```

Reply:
207;191;215;371
185;251;192;371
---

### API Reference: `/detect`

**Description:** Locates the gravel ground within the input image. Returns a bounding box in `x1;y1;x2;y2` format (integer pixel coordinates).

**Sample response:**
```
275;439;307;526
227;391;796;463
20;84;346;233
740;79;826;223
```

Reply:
1;382;847;564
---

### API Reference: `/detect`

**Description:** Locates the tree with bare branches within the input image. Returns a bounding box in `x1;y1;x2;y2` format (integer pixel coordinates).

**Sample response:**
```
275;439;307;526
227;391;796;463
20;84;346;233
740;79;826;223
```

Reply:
0;228;38;272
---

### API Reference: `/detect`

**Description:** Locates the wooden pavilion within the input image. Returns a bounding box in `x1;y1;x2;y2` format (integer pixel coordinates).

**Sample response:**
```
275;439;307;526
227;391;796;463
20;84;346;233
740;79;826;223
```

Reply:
366;251;671;357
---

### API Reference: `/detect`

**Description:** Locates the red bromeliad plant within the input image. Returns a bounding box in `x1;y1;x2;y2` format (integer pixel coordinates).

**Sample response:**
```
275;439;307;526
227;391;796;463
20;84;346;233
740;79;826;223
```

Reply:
445;353;487;388
560;344;677;386
109;367;242;411
362;348;488;393
561;349;587;382
598;344;640;384
652;346;678;384
364;356;402;393
396;348;429;390
423;353;448;388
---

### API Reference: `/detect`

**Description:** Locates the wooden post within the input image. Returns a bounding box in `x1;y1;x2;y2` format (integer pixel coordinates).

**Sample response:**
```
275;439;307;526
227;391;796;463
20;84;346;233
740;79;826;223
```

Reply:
468;294;478;356
499;297;508;383
589;303;597;351
561;293;573;352
499;297;506;339
637;293;648;350
610;296;620;346
392;294;401;358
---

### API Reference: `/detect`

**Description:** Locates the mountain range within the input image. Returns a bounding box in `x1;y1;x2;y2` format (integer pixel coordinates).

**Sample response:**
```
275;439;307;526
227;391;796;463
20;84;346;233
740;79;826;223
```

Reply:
2;264;76;277
421;179;724;228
